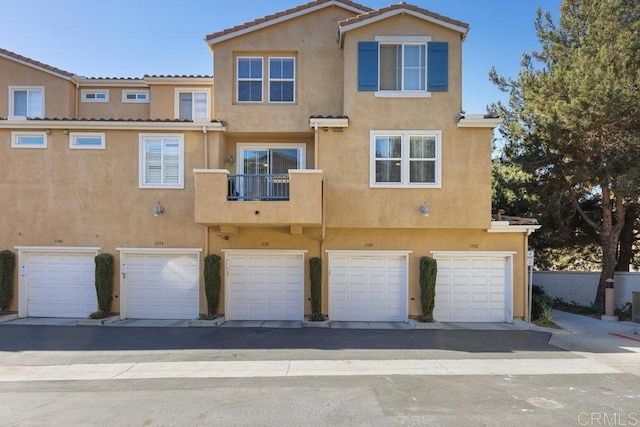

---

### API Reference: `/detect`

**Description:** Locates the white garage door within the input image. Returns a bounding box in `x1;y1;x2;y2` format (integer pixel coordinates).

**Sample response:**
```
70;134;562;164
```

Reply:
329;252;409;322
18;248;98;318
224;250;304;321
122;251;200;320
433;253;512;322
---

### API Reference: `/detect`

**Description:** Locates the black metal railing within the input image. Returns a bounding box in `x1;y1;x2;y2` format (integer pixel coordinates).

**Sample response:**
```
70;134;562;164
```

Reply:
227;174;290;201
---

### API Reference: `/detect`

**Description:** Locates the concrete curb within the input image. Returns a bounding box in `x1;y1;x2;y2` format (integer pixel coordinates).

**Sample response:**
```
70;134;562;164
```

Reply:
408;319;443;329
188;317;225;327
77;315;121;326
512;319;573;335
0;313;18;323
303;318;331;328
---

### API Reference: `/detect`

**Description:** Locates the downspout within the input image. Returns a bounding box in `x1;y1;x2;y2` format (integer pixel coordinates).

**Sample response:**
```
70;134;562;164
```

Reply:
525;229;532;321
74;80;80;118
202;126;209;256
314;123;328;316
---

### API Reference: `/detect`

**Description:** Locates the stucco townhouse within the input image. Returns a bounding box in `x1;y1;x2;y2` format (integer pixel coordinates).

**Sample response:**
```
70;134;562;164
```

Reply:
0;0;538;323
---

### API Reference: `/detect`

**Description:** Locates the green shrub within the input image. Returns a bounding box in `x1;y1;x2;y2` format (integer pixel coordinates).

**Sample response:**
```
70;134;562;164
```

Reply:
0;250;15;314
94;254;114;315
418;257;437;322
309;257;324;321
531;285;553;321
204;254;221;317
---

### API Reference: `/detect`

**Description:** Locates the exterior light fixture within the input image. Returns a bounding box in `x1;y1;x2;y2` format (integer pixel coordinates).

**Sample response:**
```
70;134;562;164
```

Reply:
153;201;164;217
227;155;235;165
420;201;429;217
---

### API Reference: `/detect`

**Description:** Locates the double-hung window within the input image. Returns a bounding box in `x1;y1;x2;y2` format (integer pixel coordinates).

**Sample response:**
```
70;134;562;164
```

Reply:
357;38;448;95
370;130;441;187
269;58;295;103
139;134;184;189
380;44;426;91
9;86;44;118
237;57;263;102
175;89;209;121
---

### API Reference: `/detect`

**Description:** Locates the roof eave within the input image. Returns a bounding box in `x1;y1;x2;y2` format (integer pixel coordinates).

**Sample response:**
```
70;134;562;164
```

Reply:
339;8;469;46
0;119;225;132
0;51;77;83
207;1;368;46
457;117;503;128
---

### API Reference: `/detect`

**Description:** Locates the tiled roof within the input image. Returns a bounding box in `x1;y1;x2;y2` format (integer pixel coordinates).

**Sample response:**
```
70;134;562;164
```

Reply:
17;117;223;123
492;211;539;226
339;3;469;31
144;75;213;79
0;47;75;78
82;77;144;81
206;0;371;43
310;115;349;119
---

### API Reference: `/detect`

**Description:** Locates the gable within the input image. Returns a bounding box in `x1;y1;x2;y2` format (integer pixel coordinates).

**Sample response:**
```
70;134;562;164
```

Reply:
206;0;370;46
0;48;76;82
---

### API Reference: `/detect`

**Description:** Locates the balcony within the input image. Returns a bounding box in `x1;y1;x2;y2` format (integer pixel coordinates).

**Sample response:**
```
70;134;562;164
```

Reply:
194;169;323;232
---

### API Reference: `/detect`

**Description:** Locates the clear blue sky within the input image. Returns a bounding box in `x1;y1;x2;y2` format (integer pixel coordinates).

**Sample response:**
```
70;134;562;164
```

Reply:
0;0;561;114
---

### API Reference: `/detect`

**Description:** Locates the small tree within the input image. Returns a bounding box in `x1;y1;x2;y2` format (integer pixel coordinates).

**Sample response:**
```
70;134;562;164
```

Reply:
418;257;437;322
0;250;16;314
94;254;114;316
204;254;221;317
309;257;324;321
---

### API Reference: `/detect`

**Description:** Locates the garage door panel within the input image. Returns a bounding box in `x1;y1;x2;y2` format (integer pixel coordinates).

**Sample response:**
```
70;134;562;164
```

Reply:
225;252;304;321
125;253;199;320
434;255;508;322
329;254;407;322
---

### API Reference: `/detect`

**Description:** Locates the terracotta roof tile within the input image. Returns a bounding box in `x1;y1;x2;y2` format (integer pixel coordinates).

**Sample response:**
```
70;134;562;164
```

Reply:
18;117;223;123
0;47;75;78
310;115;349;119
339;3;469;31
143;74;213;79
206;0;371;43
82;77;144;81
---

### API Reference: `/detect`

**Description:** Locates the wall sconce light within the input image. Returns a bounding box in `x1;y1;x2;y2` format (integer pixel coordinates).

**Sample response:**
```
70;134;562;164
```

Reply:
63;129;69;135
45;129;51;135
420;201;430;217
227;155;235;165
153;201;164;217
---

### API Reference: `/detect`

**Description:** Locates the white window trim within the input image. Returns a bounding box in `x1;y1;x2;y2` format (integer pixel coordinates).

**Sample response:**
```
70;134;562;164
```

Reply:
8;86;44;119
81;89;109;102
11;131;48;148
236;142;306;174
369;130;442;188
173;88;211;122
268;57;296;104
122;90;150;103
236;56;264;103
69;132;106;150
138;133;185;189
375;36;431;96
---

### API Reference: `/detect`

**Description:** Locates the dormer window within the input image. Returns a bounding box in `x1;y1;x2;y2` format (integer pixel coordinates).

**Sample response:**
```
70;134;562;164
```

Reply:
175;89;210;121
9;86;44;118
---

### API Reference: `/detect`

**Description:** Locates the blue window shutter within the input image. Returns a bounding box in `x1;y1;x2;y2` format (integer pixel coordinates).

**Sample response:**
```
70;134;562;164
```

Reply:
427;42;448;92
358;41;378;91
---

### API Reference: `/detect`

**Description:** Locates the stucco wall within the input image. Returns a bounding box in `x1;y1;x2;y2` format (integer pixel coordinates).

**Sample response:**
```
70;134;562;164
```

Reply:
209;228;528;319
78;86;150;120
0;56;75;118
211;5;355;132
534;271;639;308
0;128;222;314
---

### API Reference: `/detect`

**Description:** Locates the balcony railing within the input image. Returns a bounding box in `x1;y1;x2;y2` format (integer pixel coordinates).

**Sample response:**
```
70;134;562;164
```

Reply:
227;174;290;201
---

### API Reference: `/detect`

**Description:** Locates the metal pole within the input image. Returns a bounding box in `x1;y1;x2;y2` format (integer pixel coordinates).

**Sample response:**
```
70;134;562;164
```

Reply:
528;265;533;322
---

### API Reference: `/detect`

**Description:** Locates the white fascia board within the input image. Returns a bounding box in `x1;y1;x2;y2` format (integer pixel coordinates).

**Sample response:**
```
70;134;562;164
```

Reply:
0;120;225;132
116;248;203;254
143;77;213;85
457;117;503;128
77;79;148;88
340;9;468;44
430;250;517;257
208;1;367;46
309;117;349;128
487;224;542;234
14;246;101;252
0;52;77;83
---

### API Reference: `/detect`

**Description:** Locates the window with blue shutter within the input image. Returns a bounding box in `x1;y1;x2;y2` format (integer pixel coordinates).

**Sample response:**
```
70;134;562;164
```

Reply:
427;42;448;92
359;40;449;94
358;41;379;91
